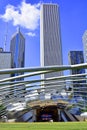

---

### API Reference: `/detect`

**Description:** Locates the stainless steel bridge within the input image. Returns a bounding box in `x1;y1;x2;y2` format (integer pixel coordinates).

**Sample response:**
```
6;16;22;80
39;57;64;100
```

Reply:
0;63;87;117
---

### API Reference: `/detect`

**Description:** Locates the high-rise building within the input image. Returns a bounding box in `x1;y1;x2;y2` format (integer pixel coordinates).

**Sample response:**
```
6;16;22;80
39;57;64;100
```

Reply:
10;28;25;79
10;28;25;98
40;3;63;83
68;51;85;97
82;30;87;63
68;51;85;75
0;48;11;101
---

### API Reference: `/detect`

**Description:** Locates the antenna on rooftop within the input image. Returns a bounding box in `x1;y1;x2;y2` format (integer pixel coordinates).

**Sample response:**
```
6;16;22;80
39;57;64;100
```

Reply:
17;25;20;33
4;22;8;52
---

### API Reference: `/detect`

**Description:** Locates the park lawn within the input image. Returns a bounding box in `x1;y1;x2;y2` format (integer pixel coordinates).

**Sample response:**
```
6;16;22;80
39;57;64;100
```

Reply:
0;122;87;130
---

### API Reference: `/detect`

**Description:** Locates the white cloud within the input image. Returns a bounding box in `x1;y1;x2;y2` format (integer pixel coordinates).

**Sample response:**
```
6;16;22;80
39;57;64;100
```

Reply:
0;1;40;30
26;32;36;37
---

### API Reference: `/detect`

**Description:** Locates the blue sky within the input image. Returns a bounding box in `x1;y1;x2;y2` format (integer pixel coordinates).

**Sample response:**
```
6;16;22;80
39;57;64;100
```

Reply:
0;0;87;71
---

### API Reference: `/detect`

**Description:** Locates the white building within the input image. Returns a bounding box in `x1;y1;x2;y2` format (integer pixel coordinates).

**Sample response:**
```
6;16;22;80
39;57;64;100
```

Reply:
0;49;11;80
40;3;63;89
0;48;11;102
82;30;87;63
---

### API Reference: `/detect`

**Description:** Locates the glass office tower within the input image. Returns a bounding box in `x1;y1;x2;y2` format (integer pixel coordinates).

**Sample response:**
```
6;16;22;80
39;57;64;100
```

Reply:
68;51;85;75
10;28;25;98
10;28;25;78
68;51;85;97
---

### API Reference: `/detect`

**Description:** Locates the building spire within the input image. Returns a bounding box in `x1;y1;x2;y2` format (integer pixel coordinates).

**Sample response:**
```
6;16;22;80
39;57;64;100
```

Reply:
17;26;20;33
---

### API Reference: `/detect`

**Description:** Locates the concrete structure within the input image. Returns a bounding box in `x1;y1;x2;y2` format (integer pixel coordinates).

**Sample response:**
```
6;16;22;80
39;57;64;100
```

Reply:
0;48;11;101
82;30;87;63
0;49;11;80
68;51;85;97
68;51;85;75
82;30;87;75
40;3;63;82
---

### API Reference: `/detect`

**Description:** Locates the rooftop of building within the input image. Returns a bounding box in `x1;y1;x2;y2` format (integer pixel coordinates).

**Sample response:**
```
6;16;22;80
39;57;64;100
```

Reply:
41;3;59;6
11;27;25;39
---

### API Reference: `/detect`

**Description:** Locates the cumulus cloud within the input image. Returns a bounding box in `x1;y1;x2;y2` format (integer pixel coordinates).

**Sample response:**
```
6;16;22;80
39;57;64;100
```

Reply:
0;1;40;30
26;32;36;37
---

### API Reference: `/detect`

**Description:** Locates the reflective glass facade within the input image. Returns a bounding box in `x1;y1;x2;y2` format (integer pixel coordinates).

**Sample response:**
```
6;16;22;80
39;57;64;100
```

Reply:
68;51;85;96
10;29;25;98
10;28;25;79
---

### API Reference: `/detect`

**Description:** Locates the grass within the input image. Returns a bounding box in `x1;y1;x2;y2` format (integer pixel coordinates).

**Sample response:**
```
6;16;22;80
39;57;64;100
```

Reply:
0;122;87;130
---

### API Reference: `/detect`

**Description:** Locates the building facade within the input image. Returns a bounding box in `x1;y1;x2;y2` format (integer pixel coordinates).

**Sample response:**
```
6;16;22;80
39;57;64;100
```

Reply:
0;48;11;102
68;51;85;97
10;28;25;98
68;51;85;75
40;3;63;82
10;28;25;78
0;48;11;80
82;30;87;63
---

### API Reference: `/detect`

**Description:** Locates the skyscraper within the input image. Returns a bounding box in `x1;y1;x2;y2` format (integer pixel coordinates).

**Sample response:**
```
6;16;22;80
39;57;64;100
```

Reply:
68;51;85;75
10;28;25;98
82;30;87;63
10;28;25;78
68;51;85;97
40;3;63;81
